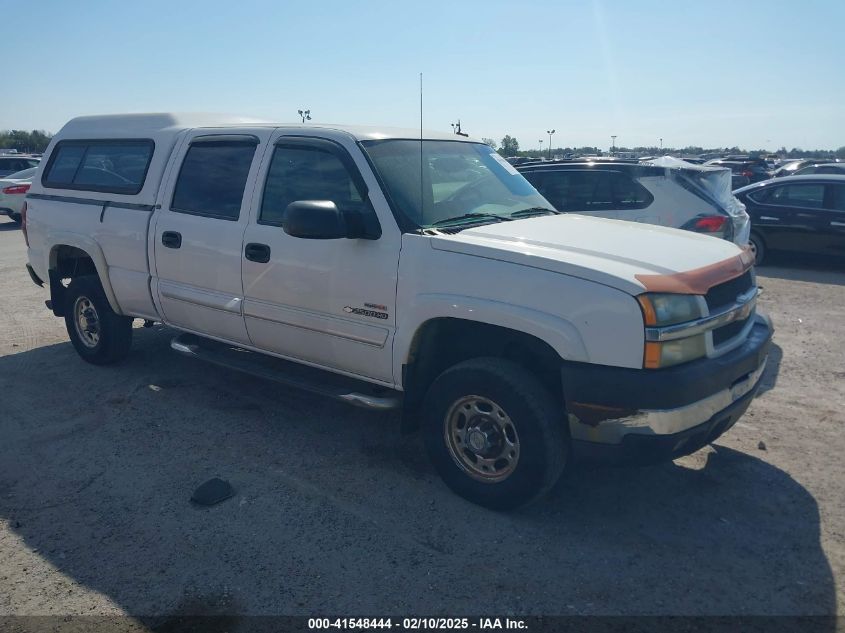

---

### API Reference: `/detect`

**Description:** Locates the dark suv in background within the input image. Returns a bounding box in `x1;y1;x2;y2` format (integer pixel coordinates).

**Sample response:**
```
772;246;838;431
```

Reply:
705;157;771;188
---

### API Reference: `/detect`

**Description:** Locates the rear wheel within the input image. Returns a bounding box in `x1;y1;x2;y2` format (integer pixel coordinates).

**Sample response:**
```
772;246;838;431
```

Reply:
749;232;766;266
64;275;133;365
423;357;567;510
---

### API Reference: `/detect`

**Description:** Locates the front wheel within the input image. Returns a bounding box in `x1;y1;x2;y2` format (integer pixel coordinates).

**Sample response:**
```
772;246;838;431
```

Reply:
423;358;567;510
64;275;133;365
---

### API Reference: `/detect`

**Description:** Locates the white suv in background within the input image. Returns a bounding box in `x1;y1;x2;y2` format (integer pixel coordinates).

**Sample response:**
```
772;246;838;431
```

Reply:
518;156;750;245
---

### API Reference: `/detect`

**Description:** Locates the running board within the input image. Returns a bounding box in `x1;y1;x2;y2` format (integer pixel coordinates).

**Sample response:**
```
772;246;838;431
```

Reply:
170;333;401;410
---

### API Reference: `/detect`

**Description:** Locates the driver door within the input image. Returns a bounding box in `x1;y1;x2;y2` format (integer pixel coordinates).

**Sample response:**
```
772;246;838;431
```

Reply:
240;134;401;384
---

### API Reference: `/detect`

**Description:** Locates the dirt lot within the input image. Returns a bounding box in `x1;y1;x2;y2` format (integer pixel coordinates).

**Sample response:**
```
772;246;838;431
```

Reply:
0;218;843;622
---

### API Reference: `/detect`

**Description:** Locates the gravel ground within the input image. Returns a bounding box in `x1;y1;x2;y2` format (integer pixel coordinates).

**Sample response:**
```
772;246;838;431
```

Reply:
0;218;843;623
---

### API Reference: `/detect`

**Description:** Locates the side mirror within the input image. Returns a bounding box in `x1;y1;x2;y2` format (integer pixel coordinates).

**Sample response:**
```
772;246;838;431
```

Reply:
282;200;349;240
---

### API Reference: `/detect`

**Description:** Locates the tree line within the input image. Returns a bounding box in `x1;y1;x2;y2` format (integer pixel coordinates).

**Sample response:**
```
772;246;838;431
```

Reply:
0;130;53;153
486;135;845;160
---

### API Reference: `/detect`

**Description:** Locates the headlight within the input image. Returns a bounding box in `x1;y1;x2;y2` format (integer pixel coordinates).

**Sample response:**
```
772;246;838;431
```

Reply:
637;293;707;369
637;293;704;326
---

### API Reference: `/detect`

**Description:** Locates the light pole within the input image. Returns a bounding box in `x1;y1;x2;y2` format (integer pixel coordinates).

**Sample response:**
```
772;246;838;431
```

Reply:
298;109;311;123
547;129;555;160
659;138;663;153
538;139;543;158
611;135;617;155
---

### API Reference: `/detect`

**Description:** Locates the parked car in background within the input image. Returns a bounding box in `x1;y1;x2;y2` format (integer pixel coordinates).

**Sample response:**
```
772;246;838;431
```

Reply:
0;155;40;177
0;167;36;223
705;159;771;184
517;157;749;244
792;163;845;177
772;159;819;178
733;175;845;265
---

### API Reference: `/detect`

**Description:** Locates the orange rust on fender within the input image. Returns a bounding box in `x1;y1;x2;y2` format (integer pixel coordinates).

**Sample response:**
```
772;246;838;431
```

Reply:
635;247;754;295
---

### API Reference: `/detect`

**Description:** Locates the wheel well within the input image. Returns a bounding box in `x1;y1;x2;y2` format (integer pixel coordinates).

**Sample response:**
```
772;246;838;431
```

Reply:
401;318;563;429
48;245;98;316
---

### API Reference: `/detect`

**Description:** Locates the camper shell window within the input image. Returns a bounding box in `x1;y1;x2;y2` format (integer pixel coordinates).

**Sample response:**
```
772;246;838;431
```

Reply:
42;139;154;195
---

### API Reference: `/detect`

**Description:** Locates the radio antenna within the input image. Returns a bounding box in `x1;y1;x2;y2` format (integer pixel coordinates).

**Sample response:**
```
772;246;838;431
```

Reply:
419;72;424;227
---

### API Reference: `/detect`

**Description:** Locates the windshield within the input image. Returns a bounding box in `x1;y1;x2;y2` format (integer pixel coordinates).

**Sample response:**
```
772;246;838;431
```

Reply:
361;140;552;227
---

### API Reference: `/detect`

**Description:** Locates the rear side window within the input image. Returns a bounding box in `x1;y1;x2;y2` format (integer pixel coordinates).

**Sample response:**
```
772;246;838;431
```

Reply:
0;158;37;172
260;146;364;226
829;185;845;211
171;139;257;221
766;184;825;209
43;140;153;194
532;170;652;212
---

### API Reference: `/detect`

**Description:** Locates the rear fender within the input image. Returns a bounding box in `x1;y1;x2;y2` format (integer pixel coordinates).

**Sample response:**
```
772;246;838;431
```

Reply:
47;232;122;314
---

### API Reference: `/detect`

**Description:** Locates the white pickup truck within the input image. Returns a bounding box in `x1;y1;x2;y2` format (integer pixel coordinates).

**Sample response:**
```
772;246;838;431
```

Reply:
23;113;772;509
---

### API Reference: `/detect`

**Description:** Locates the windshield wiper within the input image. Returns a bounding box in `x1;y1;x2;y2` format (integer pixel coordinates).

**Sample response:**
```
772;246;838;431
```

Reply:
431;213;512;227
509;207;561;218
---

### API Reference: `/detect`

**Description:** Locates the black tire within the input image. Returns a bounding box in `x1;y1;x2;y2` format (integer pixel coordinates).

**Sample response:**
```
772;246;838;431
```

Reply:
64;275;133;365
422;357;567;510
749;232;766;266
9;214;21;225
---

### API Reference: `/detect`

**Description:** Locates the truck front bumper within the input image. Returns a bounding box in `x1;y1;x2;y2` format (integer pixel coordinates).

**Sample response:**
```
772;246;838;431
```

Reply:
563;313;773;464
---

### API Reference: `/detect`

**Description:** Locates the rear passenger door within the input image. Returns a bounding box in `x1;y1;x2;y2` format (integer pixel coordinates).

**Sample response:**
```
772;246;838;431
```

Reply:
823;183;845;257
151;130;271;344
749;183;827;255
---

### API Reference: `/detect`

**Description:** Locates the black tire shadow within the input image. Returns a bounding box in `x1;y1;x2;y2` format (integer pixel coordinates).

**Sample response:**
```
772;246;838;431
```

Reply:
757;341;782;396
0;327;836;624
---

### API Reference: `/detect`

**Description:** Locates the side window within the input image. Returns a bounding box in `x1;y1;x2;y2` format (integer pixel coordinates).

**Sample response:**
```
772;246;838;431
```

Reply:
829;185;845;211
43;140;153;194
171;140;257;221
44;145;86;184
609;173;653;208
538;172;612;212
259;145;365;226
747;187;772;204
768;184;824;209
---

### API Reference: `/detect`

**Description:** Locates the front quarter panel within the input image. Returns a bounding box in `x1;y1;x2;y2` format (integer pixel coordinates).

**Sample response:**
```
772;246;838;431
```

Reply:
394;234;645;381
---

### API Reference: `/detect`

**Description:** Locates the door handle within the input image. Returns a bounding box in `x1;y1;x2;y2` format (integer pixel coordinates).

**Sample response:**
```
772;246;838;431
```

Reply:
161;231;182;248
244;243;271;263
759;216;780;221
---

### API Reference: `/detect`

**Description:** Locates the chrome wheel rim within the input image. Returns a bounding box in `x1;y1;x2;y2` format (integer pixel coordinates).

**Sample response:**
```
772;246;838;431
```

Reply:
444;395;520;483
73;296;100;348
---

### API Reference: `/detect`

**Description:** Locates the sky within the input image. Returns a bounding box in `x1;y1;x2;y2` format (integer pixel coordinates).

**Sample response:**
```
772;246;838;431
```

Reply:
3;0;843;151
